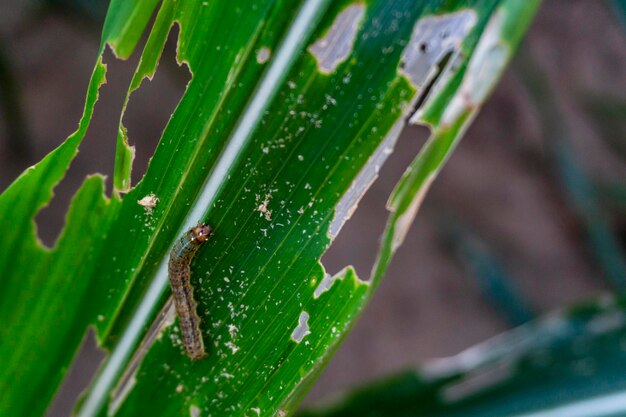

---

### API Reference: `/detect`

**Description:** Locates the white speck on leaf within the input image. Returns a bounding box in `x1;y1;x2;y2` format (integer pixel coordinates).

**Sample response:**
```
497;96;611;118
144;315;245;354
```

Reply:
256;194;272;221
137;193;159;214
256;47;271;64
225;341;240;354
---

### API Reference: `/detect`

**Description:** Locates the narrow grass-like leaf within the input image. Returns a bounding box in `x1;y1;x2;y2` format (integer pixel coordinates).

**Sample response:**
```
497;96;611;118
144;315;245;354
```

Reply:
0;0;541;416
298;295;626;417
515;49;626;289
440;217;535;326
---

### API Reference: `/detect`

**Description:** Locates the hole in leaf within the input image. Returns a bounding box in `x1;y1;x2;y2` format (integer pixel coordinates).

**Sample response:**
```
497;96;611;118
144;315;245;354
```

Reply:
34;46;140;247
322;124;430;278
413;49;454;111
45;329;105;417
122;24;190;187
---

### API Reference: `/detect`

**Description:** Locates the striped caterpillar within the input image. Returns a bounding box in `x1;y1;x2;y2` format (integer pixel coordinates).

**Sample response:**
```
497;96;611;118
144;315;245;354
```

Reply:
168;224;212;360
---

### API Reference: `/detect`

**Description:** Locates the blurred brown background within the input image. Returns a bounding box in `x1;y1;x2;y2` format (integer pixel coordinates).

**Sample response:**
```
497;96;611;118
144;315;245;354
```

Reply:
0;1;625;415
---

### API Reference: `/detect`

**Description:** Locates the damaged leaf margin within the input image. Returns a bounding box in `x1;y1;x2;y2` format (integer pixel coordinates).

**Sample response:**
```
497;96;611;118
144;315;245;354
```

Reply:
369;0;541;293
298;294;626;417
0;1;540;416
98;2;540;417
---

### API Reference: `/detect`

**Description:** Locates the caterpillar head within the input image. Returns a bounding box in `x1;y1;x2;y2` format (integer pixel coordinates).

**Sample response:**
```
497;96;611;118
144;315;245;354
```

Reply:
191;224;213;243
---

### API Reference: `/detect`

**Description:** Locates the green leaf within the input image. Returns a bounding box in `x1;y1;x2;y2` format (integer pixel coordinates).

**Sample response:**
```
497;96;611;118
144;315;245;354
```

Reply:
298;295;626;417
0;0;540;416
608;0;626;33
441;218;536;326
0;60;113;417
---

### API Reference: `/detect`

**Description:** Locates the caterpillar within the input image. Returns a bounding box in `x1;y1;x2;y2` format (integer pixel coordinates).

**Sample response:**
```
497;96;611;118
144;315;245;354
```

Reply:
168;224;212;360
